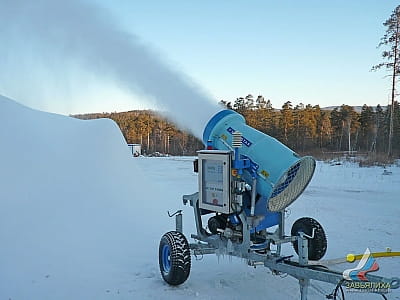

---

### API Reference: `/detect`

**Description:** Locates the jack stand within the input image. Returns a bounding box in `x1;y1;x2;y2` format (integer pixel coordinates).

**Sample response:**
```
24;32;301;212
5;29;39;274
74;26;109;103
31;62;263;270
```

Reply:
298;233;310;300
168;210;183;233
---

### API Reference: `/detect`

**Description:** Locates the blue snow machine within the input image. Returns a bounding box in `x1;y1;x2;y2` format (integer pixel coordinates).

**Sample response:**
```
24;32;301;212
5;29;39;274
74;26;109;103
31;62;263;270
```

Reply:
159;110;399;300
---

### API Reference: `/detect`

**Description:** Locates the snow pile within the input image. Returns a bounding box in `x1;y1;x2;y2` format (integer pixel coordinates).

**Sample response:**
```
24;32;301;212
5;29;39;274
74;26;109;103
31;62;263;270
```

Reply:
0;95;163;299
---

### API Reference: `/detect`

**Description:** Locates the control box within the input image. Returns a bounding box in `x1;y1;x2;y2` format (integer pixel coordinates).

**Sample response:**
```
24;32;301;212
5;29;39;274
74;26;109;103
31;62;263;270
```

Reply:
198;150;232;214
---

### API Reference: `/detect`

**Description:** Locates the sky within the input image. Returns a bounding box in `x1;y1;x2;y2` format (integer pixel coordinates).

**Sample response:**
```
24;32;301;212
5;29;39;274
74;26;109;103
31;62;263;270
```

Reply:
0;0;399;115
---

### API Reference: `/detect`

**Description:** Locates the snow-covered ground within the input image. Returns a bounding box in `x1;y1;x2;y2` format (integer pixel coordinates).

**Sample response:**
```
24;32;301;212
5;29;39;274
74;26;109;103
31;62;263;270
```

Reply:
1;95;399;299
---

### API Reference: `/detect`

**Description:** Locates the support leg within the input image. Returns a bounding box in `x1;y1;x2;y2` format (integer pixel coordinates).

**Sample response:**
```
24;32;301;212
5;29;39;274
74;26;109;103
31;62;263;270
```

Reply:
276;211;284;255
176;212;183;233
300;278;310;300
298;234;310;300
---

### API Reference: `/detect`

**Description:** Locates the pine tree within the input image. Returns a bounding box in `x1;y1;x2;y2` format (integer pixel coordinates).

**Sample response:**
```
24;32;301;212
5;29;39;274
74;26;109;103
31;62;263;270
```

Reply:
372;5;400;157
330;108;343;151
340;105;360;153
255;95;267;109
390;101;400;155
280;101;294;145
245;94;255;110
219;100;232;109
359;105;375;151
233;97;246;113
293;104;305;150
304;104;318;151
319;111;332;149
256;98;274;134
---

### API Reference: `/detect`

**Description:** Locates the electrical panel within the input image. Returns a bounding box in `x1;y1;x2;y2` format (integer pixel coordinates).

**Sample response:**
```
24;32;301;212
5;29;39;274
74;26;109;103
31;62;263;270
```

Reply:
198;150;232;214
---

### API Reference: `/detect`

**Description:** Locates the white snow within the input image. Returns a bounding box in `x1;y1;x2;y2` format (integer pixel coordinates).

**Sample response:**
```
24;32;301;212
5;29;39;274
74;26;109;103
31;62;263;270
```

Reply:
0;94;399;299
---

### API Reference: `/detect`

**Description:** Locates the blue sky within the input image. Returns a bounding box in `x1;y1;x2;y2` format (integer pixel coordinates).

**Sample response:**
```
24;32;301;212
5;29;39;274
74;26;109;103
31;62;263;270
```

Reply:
1;1;399;114
101;0;399;109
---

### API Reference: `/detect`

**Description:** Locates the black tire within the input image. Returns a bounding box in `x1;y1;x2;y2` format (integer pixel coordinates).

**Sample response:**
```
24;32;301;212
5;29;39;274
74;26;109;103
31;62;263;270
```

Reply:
159;231;191;285
291;217;327;261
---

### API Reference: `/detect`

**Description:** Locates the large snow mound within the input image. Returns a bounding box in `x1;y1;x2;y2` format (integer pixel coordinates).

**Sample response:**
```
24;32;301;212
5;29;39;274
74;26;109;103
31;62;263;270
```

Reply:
0;95;156;299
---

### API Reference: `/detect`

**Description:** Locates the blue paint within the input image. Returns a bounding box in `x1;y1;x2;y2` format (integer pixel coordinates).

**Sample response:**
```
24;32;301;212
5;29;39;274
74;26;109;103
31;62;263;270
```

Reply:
161;244;171;273
252;211;281;232
228;214;241;225
202;110;236;146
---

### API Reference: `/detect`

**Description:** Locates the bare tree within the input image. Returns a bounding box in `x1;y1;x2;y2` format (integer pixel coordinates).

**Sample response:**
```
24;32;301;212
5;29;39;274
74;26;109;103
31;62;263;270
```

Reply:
372;5;400;157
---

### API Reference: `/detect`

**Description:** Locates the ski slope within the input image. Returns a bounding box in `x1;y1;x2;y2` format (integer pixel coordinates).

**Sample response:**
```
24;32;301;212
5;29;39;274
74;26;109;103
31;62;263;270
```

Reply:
0;95;399;299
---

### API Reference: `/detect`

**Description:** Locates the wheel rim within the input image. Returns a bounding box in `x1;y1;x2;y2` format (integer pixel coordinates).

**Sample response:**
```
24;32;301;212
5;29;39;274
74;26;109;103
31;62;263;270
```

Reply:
291;217;327;261
162;244;171;273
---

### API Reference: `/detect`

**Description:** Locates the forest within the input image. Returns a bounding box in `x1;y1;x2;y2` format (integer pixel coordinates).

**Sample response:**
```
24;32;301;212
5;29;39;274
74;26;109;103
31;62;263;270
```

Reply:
73;94;400;162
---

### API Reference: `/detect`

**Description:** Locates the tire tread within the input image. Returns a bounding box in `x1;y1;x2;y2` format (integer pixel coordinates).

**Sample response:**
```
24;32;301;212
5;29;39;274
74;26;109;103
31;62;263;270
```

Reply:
159;231;191;285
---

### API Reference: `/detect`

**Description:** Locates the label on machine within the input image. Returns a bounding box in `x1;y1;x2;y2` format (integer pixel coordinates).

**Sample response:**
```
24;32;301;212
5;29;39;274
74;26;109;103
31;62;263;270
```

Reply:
202;160;224;207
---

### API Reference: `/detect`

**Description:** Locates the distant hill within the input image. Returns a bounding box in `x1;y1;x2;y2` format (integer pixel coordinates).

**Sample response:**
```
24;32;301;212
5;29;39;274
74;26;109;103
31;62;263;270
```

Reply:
321;105;387;113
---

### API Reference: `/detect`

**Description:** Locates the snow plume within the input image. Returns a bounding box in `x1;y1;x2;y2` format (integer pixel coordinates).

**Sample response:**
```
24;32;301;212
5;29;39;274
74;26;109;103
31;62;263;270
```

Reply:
0;0;220;140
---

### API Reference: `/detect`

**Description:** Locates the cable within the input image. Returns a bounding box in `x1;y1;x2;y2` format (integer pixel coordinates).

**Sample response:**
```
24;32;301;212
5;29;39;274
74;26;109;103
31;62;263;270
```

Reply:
326;279;345;300
381;294;388;300
334;283;345;300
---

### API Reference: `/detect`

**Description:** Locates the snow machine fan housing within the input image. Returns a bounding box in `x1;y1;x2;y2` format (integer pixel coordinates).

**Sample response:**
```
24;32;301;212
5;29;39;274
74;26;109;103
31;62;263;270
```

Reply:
202;109;316;212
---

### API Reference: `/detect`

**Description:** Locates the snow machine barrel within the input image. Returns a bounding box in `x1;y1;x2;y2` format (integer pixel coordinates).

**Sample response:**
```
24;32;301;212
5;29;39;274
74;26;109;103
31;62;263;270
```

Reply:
202;109;316;213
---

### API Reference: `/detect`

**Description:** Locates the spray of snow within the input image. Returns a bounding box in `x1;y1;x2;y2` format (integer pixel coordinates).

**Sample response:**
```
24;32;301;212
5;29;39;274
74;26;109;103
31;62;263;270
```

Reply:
0;0;220;139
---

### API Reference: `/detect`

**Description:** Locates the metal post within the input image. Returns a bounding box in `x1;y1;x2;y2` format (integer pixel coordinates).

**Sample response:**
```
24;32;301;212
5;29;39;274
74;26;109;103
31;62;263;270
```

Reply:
192;196;208;238
276;211;284;255
298;234;309;266
250;178;257;216
298;234;309;300
168;209;183;233
238;212;252;253
176;212;183;233
299;278;310;300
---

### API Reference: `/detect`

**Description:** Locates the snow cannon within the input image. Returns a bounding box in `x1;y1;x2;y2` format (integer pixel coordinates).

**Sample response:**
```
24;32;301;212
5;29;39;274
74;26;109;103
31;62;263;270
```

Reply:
159;109;400;299
202;109;316;216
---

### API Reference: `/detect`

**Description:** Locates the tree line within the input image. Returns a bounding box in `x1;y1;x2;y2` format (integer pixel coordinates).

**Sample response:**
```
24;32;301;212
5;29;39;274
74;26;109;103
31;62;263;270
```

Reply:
72;94;399;159
73;110;203;155
220;95;399;159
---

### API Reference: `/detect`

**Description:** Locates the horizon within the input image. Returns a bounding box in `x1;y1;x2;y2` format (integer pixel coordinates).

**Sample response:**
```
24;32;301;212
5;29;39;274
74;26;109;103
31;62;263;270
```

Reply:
69;102;389;116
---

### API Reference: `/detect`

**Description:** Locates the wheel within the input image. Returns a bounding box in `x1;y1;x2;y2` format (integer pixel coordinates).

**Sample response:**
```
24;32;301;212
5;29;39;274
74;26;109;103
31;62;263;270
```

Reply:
159;231;191;285
291;217;327;261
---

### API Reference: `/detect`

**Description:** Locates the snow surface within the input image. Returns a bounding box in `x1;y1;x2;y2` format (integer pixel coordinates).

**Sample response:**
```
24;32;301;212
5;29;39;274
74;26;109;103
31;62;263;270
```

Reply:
0;95;399;299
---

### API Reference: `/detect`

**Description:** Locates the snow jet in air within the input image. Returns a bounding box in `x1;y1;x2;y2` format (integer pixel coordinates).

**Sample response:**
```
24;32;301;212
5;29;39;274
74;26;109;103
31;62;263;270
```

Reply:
0;0;220;138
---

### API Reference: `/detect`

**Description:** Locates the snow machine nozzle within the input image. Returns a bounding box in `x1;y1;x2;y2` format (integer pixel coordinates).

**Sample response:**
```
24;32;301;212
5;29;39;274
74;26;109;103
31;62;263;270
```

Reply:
202;109;316;212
